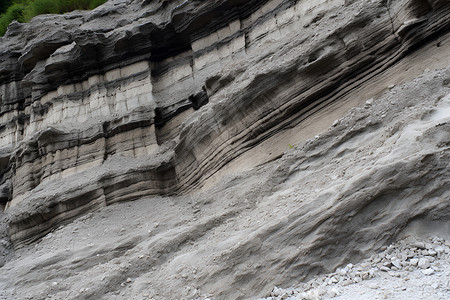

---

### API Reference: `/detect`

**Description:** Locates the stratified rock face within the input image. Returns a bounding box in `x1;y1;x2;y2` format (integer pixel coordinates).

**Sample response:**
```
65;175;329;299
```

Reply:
0;0;449;298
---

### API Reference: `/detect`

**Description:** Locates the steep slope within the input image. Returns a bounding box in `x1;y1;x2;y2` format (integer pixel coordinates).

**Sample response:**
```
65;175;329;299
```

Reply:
0;62;449;300
0;0;449;299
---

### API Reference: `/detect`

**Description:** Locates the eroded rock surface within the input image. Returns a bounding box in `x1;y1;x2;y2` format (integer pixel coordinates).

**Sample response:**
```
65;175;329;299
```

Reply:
0;0;449;299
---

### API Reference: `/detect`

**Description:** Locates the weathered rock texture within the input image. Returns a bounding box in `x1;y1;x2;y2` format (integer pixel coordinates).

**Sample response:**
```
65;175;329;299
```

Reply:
0;0;449;299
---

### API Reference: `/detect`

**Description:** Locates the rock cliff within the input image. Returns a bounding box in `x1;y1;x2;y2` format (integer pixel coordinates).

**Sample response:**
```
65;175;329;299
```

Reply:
0;0;449;299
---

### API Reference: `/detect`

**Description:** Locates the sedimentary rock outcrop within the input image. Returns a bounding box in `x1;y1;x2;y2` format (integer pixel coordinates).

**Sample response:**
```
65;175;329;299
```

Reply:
0;0;449;298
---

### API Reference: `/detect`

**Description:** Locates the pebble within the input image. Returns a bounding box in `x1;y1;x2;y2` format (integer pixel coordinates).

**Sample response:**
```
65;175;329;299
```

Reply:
368;283;379;289
338;267;348;276
328;277;338;284
409;258;419;266
414;242;426;249
272;287;282;297
392;259;402;269
435;246;445;255
388;271;401;278
327;287;339;298
422;268;435;276
418;258;431;269
342;280;353;286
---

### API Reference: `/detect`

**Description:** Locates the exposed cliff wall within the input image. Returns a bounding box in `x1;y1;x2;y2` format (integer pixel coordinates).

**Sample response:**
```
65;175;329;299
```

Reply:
1;0;449;248
0;0;449;298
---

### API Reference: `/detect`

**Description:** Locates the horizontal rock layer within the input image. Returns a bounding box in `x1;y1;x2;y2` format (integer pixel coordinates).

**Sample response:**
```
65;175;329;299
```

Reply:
0;0;449;297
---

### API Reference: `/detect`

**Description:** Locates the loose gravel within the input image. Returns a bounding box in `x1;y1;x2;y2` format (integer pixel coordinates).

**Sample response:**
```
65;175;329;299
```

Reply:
262;236;450;300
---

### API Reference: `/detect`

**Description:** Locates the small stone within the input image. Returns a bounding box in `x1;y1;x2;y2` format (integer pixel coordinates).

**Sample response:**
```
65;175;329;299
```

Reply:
422;268;434;276
380;266;390;272
304;289;320;300
369;283;379;289
348;271;356;279
418;258;430;269
428;249;437;256
390;271;401;278
342;280;353;286
126;278;132;283
338;267;348;276
383;261;392;268
409;258;419;266
386;246;394;254
413;242;426;249
327;287;339;298
272;287;282;297
435;246;445;255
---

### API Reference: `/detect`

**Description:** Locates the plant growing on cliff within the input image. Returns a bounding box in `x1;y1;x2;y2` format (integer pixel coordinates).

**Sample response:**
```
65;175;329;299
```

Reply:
0;2;26;35
0;0;13;14
0;0;107;36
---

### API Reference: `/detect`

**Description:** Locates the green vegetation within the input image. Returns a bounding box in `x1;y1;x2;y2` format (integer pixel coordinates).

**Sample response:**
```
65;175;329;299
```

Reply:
0;0;107;36
0;0;13;14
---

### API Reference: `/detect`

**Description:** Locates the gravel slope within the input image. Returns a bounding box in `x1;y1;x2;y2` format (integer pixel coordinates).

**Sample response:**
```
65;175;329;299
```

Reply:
263;236;450;300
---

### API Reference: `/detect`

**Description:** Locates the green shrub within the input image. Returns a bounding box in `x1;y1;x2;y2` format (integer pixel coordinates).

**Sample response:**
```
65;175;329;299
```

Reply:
87;0;106;10
0;2;27;35
29;0;59;15
0;0;14;14
0;0;108;37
